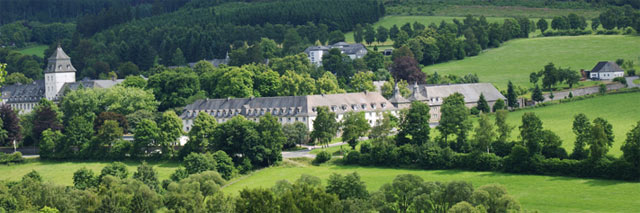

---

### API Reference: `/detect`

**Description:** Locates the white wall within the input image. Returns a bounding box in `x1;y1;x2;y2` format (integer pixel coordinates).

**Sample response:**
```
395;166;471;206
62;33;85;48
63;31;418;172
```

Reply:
45;72;75;100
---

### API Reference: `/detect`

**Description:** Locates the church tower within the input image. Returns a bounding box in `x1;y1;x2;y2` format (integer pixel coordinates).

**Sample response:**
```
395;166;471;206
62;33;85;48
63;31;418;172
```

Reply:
44;45;76;100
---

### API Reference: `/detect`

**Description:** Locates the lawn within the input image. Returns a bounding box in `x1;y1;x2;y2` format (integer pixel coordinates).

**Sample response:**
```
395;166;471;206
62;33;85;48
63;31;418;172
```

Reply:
223;162;640;212
0;160;179;186
634;79;640;85
422;35;640;90
17;45;48;58
489;92;640;156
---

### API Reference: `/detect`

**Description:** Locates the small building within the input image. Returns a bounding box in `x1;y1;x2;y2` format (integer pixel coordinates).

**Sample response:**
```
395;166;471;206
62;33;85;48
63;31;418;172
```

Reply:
303;42;368;66
588;61;625;80
180;92;395;132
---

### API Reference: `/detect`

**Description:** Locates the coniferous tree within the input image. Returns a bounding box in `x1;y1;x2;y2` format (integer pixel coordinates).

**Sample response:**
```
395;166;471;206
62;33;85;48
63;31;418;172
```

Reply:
476;93;490;113
532;84;544;103
364;25;376;45
171;48;186;66
376;26;389;44
354;24;364;44
506;81;518;108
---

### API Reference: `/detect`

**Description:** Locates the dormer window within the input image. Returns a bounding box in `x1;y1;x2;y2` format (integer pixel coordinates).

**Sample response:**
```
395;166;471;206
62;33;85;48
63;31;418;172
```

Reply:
341;105;347;110
331;106;337;111
371;103;376;109
351;105;357;110
381;103;387;108
361;104;366;109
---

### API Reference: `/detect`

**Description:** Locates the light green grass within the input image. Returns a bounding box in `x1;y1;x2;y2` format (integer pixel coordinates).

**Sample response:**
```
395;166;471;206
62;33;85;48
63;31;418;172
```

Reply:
0;160;179;186
634;79;640;84
223;163;640;212
422;35;640;90
17;45;47;57
489;92;640;156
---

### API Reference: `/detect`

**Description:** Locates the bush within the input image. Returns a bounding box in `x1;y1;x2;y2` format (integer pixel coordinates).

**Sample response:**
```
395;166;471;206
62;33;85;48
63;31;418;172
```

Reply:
596;29;620;35
183;152;217;174
456;152;503;171
470;107;480;115
542;29;592;36
313;151;332;164
627;69;636;76
0;152;23;164
211;151;236;180
613;77;627;86
343;150;361;165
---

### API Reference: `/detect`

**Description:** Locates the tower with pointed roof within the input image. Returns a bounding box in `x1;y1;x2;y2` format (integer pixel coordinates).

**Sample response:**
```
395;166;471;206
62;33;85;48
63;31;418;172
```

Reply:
44;45;76;100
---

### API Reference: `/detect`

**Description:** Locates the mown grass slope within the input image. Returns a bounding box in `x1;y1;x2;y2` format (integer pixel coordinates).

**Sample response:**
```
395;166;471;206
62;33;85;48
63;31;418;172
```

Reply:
493;91;640;156
223;162;640;212
422;35;640;89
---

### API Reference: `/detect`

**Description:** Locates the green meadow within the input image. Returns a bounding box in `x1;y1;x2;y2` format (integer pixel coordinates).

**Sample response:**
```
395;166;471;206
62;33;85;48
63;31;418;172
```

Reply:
422;35;640;90
223;161;640;212
490;92;640;156
391;5;601;19
0;160;179;186
17;45;48;58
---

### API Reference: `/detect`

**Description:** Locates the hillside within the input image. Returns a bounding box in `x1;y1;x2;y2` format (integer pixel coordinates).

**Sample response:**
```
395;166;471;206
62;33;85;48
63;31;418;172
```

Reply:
422;35;640;89
496;91;640;156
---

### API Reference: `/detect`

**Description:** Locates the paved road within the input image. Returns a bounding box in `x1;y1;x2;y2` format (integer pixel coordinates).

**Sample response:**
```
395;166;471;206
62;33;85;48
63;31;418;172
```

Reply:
542;82;626;102
626;76;639;88
281;142;347;158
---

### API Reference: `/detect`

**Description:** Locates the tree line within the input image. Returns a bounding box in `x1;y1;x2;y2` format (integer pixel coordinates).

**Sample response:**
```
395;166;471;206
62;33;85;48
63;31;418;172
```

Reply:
0;164;522;212
335;95;640;181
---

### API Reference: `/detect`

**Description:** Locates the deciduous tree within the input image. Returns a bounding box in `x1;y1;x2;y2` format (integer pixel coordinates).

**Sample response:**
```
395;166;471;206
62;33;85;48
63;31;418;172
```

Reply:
341;112;370;149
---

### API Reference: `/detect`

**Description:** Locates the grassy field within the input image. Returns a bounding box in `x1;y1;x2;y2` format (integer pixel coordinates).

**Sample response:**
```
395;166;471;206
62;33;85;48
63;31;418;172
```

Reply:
490;92;640;156
346;16;549;44
422;35;640;90
223;161;640;212
0;160;179;186
388;5;601;19
634;79;640;84
17;45;47;57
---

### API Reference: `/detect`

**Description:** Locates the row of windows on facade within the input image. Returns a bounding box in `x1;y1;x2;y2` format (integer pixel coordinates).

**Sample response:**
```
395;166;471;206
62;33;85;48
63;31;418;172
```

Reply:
50;64;71;70
315;102;387;113
11;103;34;111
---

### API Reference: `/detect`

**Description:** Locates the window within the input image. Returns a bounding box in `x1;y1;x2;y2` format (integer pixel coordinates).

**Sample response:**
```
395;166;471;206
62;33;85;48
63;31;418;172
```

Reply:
361;104;366;109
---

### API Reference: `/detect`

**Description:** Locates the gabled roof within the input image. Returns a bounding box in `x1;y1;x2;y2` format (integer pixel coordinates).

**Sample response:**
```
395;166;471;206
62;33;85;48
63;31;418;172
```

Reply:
408;83;505;103
591;61;624;73
303;42;367;56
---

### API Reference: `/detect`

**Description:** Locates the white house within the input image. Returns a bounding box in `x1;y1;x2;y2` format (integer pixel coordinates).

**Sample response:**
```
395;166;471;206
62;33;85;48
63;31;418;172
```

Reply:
303;42;368;66
589;61;625;80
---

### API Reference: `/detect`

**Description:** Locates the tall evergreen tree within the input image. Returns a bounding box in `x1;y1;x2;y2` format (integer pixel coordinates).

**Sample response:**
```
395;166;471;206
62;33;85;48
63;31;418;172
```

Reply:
354;24;364;44
364;24;376;45
532;84;544;103
476;93;489;113
506;81;518;108
171;48;186;66
376;26;389;44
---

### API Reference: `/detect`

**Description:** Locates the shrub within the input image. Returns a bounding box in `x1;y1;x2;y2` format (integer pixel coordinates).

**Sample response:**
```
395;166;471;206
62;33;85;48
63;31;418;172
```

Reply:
613;77;627;86
458;152;502;171
211;151;236;180
313;151;332;164
0;152;23;164
470;107;480;115
627;69;636;76
183;152;217;174
343;150;361;165
73;167;97;190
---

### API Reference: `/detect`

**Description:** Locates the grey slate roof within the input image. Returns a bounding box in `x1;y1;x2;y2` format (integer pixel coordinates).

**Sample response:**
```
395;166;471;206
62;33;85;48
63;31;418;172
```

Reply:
45;45;77;73
408;83;505;103
591;61;624;73
181;92;394;119
304;42;368;57
56;79;125;97
0;80;45;103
